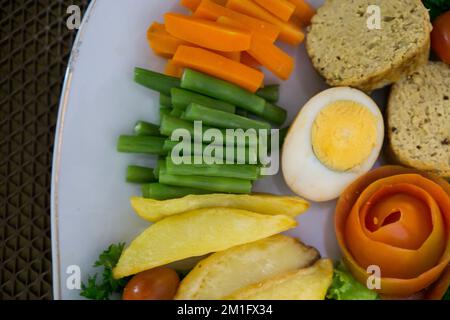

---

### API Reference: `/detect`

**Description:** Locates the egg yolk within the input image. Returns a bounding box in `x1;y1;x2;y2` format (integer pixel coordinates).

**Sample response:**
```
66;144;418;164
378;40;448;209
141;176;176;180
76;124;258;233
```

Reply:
311;100;377;171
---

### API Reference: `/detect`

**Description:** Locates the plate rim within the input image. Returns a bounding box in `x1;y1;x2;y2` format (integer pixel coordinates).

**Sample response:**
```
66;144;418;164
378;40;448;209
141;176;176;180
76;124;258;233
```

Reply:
50;0;98;300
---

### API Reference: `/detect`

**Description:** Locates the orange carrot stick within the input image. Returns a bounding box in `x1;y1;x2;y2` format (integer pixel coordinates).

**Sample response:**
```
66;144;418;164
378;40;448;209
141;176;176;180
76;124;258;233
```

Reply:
173;45;264;92
288;0;316;26
165;13;251;52
241;52;261;68
194;0;280;43
254;0;295;22
226;0;304;46
216;15;274;43
147;23;188;57
165;60;185;78
180;0;226;11
218;51;241;62
248;34;294;80
216;15;293;79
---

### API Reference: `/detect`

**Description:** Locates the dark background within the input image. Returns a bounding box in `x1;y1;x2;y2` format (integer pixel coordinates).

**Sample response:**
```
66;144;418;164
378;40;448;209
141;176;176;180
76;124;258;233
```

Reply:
1;0;90;300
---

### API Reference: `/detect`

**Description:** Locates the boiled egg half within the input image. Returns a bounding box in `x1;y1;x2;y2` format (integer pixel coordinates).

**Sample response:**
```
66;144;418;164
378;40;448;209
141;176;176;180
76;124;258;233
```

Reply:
282;87;384;202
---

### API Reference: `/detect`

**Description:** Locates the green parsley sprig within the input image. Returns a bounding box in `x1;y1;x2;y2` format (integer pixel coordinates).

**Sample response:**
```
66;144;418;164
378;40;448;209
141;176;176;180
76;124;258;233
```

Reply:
80;243;130;300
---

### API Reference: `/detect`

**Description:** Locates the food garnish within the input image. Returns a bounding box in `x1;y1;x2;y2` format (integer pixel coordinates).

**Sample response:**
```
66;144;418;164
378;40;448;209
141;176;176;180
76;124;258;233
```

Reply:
327;262;378;300
80;243;129;300
122;267;180;300
335;166;450;296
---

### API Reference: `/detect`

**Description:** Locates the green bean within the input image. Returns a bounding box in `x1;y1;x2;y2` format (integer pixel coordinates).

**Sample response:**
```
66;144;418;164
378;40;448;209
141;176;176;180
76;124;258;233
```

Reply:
117;135;166;155
126;165;156;183
171;88;235;114
134;121;160;136
134;67;180;96
182;103;271;130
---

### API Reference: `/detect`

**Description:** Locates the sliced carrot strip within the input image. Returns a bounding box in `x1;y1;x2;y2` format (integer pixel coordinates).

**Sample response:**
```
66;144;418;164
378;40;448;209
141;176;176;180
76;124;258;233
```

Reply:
287;0;316;25
216;15;293;79
216;15;274;42
173;45;264;92
335;165;450;297
147;24;188;57
165;60;185;78
165;13;251;52
148;22;166;33
194;0;280;43
226;0;304;45
147;23;242;62
254;0;295;22
247;34;294;80
180;0;226;11
241;51;261;68
218;51;241;62
180;0;202;11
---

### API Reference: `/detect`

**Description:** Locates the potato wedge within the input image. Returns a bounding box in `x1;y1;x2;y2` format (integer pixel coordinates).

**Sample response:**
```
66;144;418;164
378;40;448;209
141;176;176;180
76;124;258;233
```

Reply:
113;208;296;279
226;259;334;300
175;235;320;300
131;194;309;222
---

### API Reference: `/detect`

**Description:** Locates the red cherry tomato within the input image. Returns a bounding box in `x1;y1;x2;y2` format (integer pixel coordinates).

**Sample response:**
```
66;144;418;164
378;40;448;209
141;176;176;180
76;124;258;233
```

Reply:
122;267;180;300
431;11;450;65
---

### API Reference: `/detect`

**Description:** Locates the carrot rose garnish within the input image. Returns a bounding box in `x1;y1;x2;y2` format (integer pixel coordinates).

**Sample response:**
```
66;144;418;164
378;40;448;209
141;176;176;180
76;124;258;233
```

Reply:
335;165;450;297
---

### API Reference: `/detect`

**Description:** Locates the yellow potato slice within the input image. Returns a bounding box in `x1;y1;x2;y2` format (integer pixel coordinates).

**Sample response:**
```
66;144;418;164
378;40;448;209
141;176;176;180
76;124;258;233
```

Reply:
131;194;309;222
175;235;320;300
113;208;297;279
226;259;334;300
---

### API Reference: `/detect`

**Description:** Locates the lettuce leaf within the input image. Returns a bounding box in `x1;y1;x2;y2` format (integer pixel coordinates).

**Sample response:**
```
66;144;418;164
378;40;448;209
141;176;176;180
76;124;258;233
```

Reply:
327;262;379;300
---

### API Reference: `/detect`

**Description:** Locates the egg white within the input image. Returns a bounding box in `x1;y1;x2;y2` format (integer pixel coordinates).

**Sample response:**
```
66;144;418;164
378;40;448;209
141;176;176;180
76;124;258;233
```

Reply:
282;87;384;202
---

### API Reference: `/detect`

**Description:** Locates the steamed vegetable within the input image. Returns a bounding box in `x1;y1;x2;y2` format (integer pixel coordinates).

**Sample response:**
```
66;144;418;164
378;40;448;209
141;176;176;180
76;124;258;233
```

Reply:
226;0;304;45
80;243;129;300
216;15;294;80
159;171;253;193
122;267;180;300
288;0;316;25
226;259;333;300
163;139;258;164
171;87;236;113
182;103;271;130
248;33;294;80
113;208;297;278
175;235;319;299
131;193;309;222
159;94;172;108
173;45;264;92
254;0;295;22
134;121;160;136
134;67;180;96
327;262;379;300
164;59;184;78
256;84;280;102
126;165;156;183
146;22;187;58
194;0;280;43
141;183;212;200
165;157;260;180
117;135;166;155
165;13;252;52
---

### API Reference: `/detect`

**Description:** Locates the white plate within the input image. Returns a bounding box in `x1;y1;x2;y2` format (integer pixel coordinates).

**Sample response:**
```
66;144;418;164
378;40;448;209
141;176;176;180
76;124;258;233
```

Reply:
51;0;387;299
